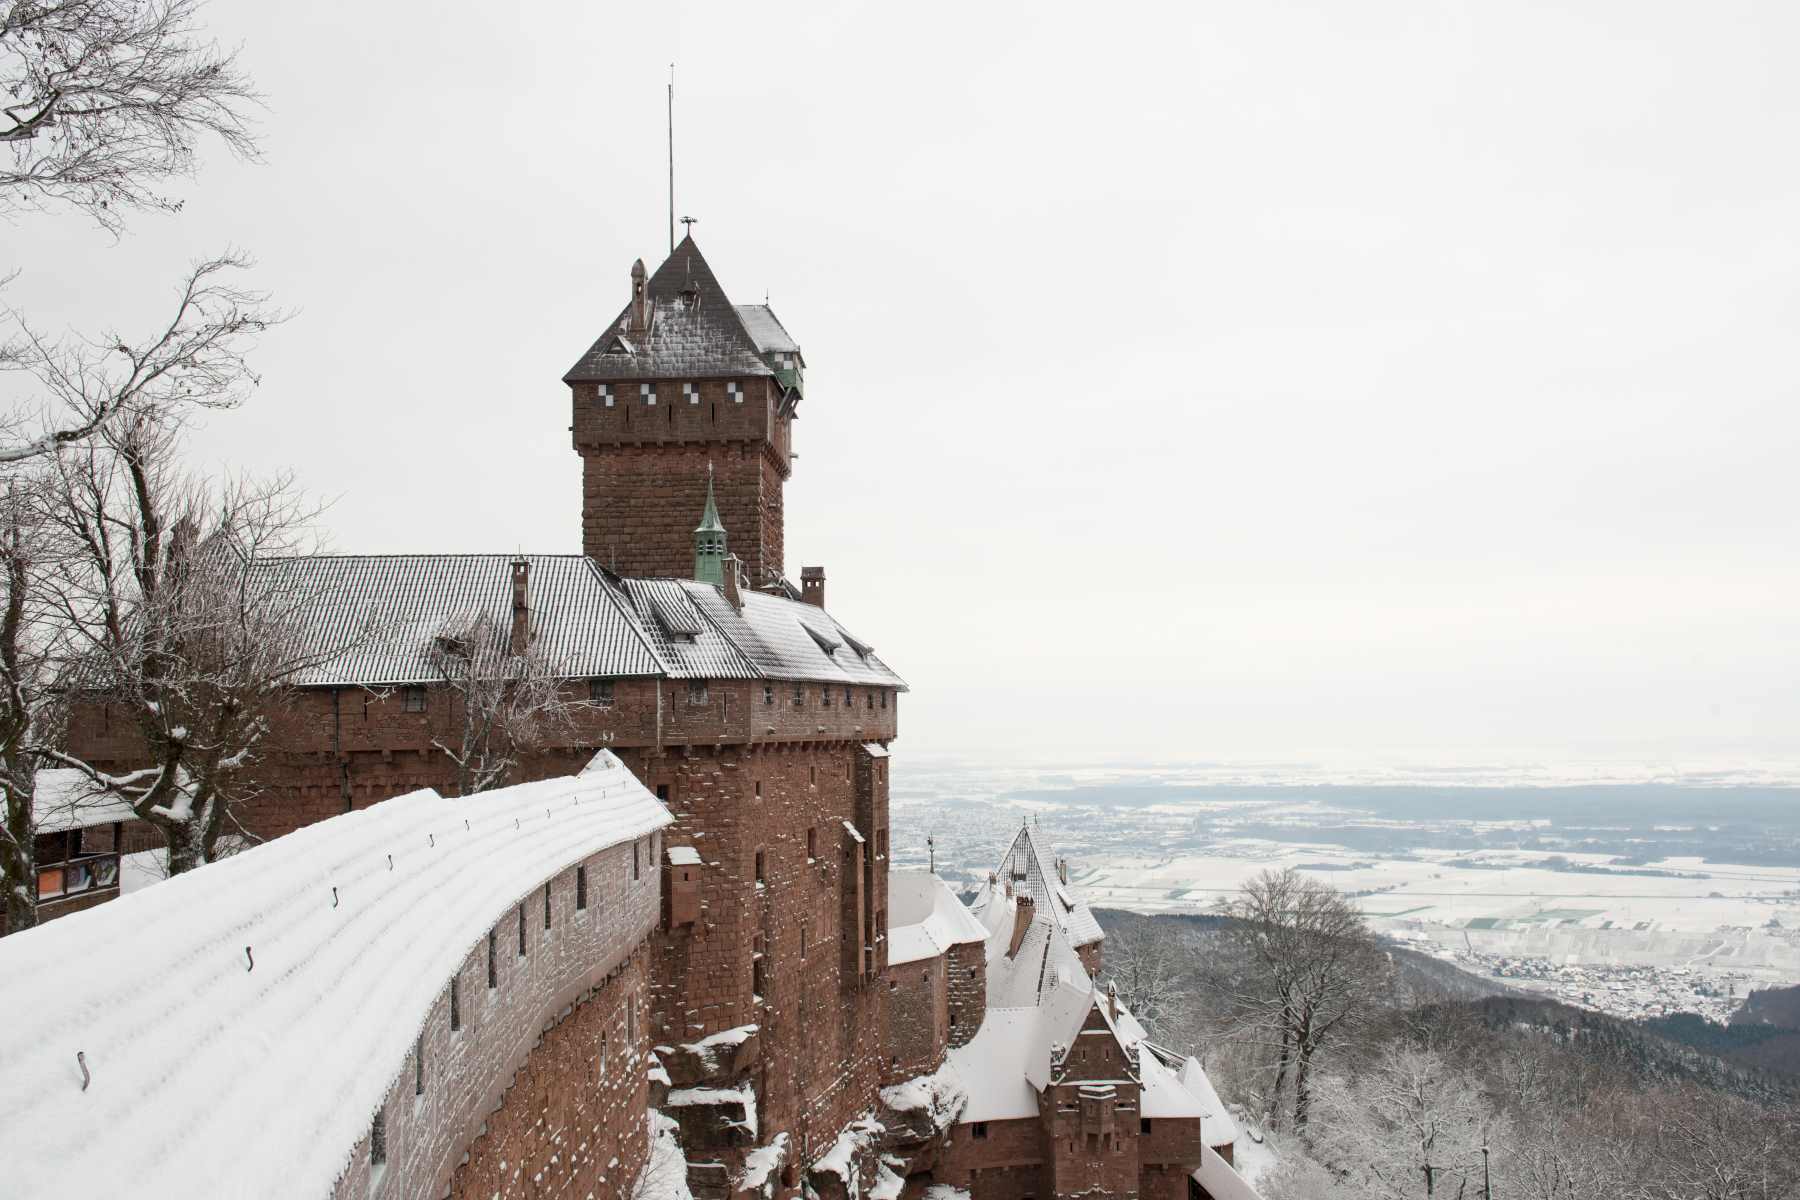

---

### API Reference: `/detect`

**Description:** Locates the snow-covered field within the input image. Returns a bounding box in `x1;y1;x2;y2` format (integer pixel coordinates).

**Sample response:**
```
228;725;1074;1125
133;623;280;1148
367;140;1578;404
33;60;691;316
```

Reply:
892;757;1800;1022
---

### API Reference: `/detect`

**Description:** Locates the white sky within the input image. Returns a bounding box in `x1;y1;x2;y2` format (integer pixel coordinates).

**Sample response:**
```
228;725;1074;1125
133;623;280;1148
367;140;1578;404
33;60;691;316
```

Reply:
8;2;1800;770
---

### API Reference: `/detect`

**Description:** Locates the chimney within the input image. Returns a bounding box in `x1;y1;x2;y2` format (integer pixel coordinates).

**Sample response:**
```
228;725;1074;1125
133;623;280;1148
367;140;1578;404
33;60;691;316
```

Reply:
509;558;530;655
628;258;650;331
801;566;825;608
721;553;743;612
1107;980;1119;1021
1008;894;1035;958
1058;858;1069;886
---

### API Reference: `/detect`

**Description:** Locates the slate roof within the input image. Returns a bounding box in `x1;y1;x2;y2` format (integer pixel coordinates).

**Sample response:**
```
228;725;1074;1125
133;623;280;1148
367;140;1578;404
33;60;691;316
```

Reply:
251;553;905;690
564;237;791;383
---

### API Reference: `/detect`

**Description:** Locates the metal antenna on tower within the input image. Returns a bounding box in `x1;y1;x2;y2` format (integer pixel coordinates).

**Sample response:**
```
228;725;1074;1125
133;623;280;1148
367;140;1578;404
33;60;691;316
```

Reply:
667;63;675;253
928;834;936;875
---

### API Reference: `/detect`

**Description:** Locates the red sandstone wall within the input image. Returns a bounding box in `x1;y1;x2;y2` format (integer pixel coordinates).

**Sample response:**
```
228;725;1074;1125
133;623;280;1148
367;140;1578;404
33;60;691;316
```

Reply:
882;954;945;1085
571;375;791;582
938;1118;1046;1200
330;833;661;1200
647;741;890;1178
946;941;985;1051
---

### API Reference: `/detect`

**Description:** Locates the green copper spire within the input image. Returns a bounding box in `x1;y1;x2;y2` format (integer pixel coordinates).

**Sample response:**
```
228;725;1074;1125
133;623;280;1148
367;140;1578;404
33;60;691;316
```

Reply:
693;465;727;587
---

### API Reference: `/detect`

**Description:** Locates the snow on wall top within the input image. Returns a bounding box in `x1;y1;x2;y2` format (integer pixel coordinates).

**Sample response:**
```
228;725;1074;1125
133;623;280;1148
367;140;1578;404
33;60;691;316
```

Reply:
0;750;670;1199
886;870;989;966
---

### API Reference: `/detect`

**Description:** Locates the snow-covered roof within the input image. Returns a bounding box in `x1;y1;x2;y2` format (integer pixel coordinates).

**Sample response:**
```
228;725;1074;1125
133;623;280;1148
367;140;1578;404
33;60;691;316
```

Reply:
734;303;800;356
945;1007;1043;1121
564;237;780;383
886;870;989;966
1194;1144;1265;1200
0;751;671;1198
250;553;905;690
22;768;136;834
1176;1053;1241;1145
991;823;1104;948
667;845;703;866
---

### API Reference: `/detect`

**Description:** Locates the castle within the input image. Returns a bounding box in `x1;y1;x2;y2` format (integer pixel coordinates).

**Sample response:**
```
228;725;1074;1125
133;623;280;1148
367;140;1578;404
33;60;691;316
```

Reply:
6;235;1261;1200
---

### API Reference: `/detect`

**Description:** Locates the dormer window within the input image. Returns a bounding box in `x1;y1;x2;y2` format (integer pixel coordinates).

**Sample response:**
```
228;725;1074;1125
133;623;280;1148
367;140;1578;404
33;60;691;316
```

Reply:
599;384;614;408
727;382;742;404
641;383;656;406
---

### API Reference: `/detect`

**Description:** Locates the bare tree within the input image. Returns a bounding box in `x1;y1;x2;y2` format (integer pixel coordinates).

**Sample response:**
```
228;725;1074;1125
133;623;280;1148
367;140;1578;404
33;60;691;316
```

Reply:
1226;868;1385;1132
1;252;274;464
1102;914;1196;1042
0;0;264;467
33;410;343;874
1307;1044;1502;1200
0;475;71;931
426;606;589;798
1;0;259;229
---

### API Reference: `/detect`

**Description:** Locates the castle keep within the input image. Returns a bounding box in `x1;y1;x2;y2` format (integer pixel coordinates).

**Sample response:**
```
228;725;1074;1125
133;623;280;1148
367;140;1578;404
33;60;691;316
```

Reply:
23;235;1262;1200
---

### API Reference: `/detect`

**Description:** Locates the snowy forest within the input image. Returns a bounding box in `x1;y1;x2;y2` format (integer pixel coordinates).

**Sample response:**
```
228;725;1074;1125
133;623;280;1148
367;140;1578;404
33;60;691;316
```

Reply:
1098;871;1800;1199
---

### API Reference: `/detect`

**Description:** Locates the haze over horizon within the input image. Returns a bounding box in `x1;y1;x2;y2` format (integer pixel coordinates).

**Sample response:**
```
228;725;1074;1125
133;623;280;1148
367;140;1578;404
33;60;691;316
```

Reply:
6;1;1798;768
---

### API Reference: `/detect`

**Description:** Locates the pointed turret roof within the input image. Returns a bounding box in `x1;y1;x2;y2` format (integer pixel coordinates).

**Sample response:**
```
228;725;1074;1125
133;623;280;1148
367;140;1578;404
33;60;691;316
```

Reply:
564;236;783;383
695;467;724;534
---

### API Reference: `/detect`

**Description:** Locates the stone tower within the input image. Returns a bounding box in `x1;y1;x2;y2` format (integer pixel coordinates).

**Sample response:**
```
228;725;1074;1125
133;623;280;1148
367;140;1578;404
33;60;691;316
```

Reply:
564;236;804;584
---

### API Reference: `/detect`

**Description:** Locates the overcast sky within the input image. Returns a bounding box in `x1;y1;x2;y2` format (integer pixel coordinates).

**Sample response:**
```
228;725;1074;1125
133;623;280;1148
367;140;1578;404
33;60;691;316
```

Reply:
8;2;1799;771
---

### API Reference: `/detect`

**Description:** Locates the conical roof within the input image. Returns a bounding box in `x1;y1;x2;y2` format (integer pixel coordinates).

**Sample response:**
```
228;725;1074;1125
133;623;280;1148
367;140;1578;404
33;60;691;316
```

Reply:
564;236;777;383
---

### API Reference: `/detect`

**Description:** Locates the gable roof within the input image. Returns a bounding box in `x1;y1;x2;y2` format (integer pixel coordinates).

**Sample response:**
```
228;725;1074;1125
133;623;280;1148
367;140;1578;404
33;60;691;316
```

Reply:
564;237;780;383
249;553;906;690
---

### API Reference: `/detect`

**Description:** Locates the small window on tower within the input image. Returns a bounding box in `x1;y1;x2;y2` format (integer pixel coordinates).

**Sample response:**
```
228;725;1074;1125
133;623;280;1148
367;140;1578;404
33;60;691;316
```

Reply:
599;383;614;408
821;688;831;708
683;382;700;405
792;684;804;707
590;678;615;707
764;684;774;706
844;687;853;706
641;383;656;405
727;382;742;404
687;680;709;705
402;686;426;713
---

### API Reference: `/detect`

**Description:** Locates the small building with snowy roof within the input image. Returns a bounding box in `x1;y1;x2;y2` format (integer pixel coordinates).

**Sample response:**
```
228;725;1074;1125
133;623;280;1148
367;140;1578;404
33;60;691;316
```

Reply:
0;751;671;1200
897;826;1263;1200
883;869;991;1083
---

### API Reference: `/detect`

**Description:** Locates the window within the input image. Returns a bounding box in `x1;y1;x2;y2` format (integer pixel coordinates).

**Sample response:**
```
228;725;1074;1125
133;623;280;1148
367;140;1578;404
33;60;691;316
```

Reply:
728;381;742;403
754;781;762;799
972;1122;989;1140
809;765;816;785
599;383;614;407
821;687;831;708
626;995;638;1044
451;979;461;1031
370;1108;388;1167
590;678;615;707
633;840;641;881
402;686;426;713
801;922;808;959
949;1011;957;1027
881;690;888;709
867;692;875;710
876;829;888;860
1141;1118;1153;1135
656;784;670;803
763;684;774;705
641;383;656;405
844;687;853;705
792;684;804;707
415;1035;426;1095
33;826;120;900
687;679;709;705
683;382;700;405
544;881;552;929
806;827;817;861
754;849;766;887
577;865;588;910
488;928;497;988
518;905;527;957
